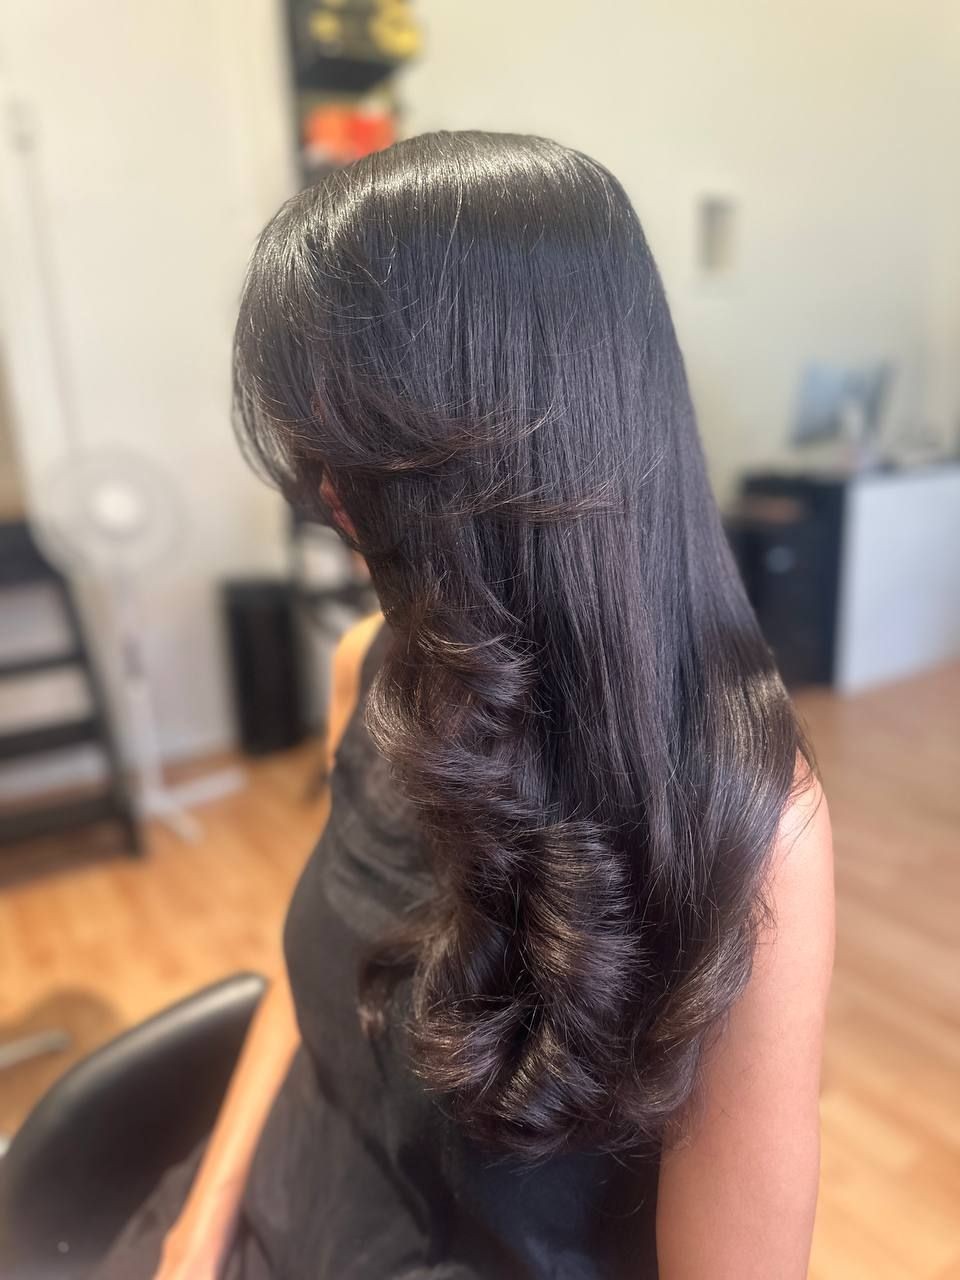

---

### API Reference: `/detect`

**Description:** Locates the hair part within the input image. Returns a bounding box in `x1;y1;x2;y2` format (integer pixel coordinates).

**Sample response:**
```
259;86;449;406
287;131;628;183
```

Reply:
234;130;812;1159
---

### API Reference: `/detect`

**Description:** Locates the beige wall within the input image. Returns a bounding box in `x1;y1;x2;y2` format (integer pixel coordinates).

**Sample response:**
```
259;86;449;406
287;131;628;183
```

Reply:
0;356;25;518
0;0;296;762
401;0;960;499
1;1;957;764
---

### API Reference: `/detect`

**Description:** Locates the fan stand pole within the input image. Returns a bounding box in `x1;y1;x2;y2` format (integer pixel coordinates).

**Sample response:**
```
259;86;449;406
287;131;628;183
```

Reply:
122;629;202;842
117;578;245;843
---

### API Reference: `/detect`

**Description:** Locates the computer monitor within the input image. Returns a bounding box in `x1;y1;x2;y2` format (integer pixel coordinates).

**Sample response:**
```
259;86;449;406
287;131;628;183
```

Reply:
790;361;895;448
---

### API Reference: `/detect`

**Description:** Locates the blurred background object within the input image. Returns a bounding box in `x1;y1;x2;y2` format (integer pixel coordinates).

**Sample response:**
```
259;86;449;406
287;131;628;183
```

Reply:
0;2;957;1277
288;0;419;179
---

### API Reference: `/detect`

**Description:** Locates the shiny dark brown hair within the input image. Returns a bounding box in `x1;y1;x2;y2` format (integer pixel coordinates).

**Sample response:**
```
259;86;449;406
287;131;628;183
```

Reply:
234;131;811;1159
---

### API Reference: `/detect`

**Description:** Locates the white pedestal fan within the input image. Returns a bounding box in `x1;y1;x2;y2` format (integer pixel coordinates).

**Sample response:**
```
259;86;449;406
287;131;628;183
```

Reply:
10;103;242;842
30;450;245;843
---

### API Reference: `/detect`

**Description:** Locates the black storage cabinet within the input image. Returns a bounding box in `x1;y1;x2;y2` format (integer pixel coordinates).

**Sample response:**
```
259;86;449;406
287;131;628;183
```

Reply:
223;579;306;755
727;473;846;688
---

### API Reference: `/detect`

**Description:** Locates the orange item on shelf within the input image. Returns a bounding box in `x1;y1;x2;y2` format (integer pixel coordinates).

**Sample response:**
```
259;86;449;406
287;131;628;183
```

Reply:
303;105;396;166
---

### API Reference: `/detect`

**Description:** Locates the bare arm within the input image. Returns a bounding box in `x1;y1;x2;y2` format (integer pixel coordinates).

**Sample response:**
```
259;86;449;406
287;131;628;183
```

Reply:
656;779;835;1280
157;612;383;1279
156;972;299;1276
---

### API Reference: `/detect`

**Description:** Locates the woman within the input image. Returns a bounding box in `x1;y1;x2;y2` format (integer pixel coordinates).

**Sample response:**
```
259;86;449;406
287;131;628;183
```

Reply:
103;131;833;1280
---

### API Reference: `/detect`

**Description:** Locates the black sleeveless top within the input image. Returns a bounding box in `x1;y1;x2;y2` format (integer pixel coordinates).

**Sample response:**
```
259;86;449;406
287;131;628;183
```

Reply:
240;629;661;1279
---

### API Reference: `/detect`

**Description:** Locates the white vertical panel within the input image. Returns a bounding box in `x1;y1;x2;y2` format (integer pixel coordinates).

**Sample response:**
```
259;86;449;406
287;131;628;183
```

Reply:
836;468;960;691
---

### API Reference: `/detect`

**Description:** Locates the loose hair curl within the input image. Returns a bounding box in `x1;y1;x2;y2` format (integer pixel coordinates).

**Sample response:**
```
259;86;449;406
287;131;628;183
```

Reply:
234;131;811;1159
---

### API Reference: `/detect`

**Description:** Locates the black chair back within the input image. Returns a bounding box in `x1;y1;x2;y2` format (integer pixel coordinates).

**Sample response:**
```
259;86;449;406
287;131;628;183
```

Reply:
0;972;265;1279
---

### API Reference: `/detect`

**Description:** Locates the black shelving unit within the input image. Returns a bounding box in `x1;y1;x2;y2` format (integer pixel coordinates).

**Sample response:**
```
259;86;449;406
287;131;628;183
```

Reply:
0;520;140;854
285;0;420;186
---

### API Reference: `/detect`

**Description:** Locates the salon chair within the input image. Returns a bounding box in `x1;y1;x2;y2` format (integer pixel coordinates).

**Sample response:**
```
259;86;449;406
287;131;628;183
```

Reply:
0;972;266;1279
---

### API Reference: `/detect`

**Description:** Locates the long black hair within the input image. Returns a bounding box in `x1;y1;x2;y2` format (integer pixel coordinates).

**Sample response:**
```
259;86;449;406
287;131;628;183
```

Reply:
234;131;811;1159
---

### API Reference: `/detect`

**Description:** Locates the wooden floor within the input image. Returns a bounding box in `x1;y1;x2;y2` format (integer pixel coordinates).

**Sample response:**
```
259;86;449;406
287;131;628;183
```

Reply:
0;746;328;1137
1;667;958;1278
798;667;960;1280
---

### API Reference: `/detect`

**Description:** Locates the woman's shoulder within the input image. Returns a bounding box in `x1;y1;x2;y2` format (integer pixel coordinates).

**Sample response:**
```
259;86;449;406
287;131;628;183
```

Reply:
770;759;833;899
326;612;384;764
336;611;385;681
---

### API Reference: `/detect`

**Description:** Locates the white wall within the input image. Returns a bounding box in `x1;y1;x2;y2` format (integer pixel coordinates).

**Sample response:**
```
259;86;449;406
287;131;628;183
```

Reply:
0;0;297;766
400;0;960;500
